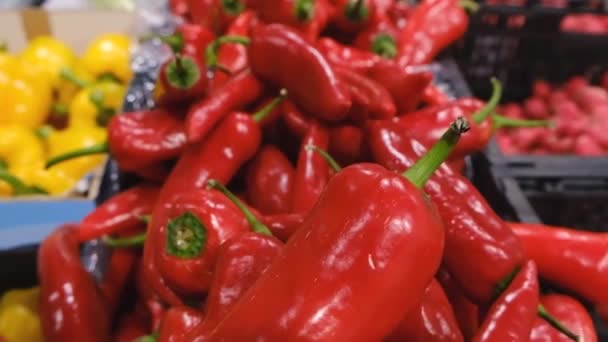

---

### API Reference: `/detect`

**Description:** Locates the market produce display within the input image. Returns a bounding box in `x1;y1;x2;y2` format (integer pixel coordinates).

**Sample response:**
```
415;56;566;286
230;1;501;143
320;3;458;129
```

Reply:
497;77;608;155
0;34;132;196
1;0;607;341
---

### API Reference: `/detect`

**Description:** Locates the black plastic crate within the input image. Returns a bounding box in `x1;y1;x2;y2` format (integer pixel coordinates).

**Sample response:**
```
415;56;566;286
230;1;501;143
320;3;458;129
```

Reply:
454;1;608;101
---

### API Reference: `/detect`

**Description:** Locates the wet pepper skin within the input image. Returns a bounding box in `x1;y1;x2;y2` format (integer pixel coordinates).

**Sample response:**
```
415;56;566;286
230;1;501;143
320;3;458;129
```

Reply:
509;222;608;304
208;164;445;341
368;120;524;305
246;145;294;215
531;294;598;342
248;23;352;122
472;261;539;342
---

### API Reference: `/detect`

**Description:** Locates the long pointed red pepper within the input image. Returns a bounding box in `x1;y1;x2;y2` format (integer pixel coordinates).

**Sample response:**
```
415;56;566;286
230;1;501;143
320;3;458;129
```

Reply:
206;118;469;341
531;294;598;342
472;261;540;342
437;267;480;341
509;222;608;305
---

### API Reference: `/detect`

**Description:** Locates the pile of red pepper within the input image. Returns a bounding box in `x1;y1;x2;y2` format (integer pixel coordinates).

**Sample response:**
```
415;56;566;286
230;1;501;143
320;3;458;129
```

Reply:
35;0;608;341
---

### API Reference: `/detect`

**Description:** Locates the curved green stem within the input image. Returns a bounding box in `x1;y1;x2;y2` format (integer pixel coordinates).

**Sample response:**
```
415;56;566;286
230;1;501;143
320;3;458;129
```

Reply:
372;34;397;59
252;88;288;123
222;0;244;15
305;145;342;173
52;103;69;116
472;77;502;124
345;0;369;22
89;91;116;126
491;265;521;302
207;179;272;236
60;67;90;88
295;0;315;21
45;142;109;169
538;305;580;342
459;0;479;12
492;114;553;129
205;35;251;70
97;73;121;84
402;117;470;188
0;171;48;195
103;233;146;247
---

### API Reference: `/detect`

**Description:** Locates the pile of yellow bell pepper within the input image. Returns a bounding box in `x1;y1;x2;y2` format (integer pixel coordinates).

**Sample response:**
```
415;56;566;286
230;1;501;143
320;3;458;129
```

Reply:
0;287;43;342
0;33;132;197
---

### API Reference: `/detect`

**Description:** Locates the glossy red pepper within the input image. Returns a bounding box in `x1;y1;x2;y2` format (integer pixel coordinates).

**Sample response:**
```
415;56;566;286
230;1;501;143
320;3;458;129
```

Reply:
99;248;138;317
437;268;480;341
158;53;208;104
38;225;110;342
353;15;399;58
289;121;331;214
250;0;332;41
246;145;294;215
334;65;396;121
472;261;539;342
367;119;525;305
386;278;463;342
187;0;245;33
157;306;204;342
329;124;367;165
186;69;264;143
397;0;472;66
317;37;383;75
509;222;608;304
423;83;451;106
78;184;159;241
531;294;598;342
331;0;376;33
248;23;352;123
282;100;311;138
149;24;215;63
169;0;189;19
114;310;150;342
206;118;468;341
261;213;305;242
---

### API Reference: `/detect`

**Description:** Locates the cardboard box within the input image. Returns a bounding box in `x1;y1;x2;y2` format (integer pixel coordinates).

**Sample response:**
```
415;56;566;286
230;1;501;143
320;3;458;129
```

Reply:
0;9;135;250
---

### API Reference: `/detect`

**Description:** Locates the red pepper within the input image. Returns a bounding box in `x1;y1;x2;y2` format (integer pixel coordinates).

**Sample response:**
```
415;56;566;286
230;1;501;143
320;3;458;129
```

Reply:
246;145;294;215
158;53;208;104
367;119;525;305
114;310;150;342
282;99;311;138
509;222;608;304
353;14;399;58
208;11;256;92
261;213;305;242
386;0;413;29
157;306;204;342
334;65;396;121
531;294;598;342
206;118;468;341
249;0;332;41
149;24;215;63
437;268;480;341
331;0;376;33
317;37;383;75
472;261;539;342
185;69;264;143
78;184;159;241
99;248;138;317
187;0;246;33
289;120;331;214
38;225;110;342
397;0;473;66
329;124;367;165
423;83;451;106
386;278;463;342
169;0;189;19
248;23;352;123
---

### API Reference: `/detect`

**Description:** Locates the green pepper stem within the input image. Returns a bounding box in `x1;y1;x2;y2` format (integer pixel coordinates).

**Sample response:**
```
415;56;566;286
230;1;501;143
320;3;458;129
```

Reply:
402;117;470;188
372;34;397;59
295;0;315;21
538;305;580;342
492;114;553;129
472;77;502;124
0;171;48;195
222;0;245;15
51;103;69;116
89;91;116;126
205;35;251;70
305;145;342;173
97;73;122;84
45;142;109;169
140;32;184;53
103;233;146;247
252;88;288;123
36;126;55;140
345;0;369;22
60;67;90;88
459;0;479;12
166;212;207;259
491;265;521;302
206;179;272;236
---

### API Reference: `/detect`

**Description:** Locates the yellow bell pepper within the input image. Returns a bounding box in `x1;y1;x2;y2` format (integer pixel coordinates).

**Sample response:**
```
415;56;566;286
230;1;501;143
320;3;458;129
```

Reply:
8;166;76;196
0;287;43;342
68;81;126;128
46;126;107;180
54;63;95;113
0;124;45;169
80;33;132;83
20;36;76;89
0;63;52;128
